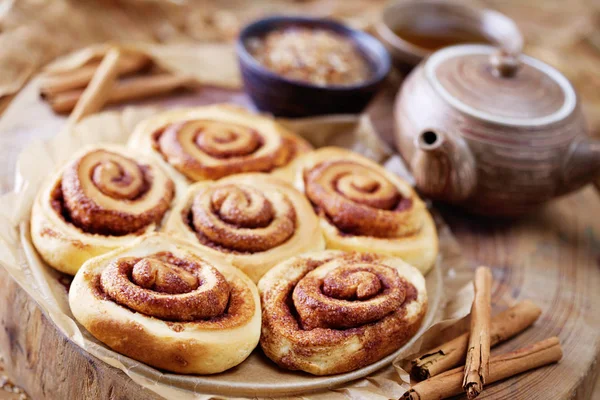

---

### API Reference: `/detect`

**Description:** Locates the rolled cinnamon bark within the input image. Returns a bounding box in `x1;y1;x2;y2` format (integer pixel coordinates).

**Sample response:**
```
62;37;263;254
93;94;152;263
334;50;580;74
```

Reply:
69;47;124;122
463;266;492;399
403;337;562;400
47;74;194;114
39;53;149;97
411;300;542;380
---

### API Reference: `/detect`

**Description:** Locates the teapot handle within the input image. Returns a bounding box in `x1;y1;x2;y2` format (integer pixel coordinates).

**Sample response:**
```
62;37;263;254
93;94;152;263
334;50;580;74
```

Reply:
481;9;523;77
562;136;600;193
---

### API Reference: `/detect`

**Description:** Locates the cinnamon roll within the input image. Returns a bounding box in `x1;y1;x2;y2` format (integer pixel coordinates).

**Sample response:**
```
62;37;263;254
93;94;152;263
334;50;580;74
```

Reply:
69;233;261;374
259;250;427;375
293;147;438;274
164;173;324;282
30;145;179;275
128;104;311;182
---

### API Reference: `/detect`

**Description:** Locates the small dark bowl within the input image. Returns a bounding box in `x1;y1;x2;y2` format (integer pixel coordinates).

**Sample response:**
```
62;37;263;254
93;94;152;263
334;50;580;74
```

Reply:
236;16;391;118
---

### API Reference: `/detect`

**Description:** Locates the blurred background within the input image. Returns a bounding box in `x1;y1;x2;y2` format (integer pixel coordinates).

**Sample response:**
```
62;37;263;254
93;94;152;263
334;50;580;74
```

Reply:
1;0;599;134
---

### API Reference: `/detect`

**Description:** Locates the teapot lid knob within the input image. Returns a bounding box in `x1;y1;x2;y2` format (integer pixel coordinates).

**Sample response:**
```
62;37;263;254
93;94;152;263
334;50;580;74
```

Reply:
484;9;523;78
489;49;521;78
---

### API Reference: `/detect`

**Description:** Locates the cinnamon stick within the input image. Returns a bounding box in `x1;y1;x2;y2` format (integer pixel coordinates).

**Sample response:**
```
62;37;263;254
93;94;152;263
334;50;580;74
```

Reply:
69;47;124;123
463;267;492;399
39;53;149;97
47;74;194;114
402;337;562;400
411;300;541;380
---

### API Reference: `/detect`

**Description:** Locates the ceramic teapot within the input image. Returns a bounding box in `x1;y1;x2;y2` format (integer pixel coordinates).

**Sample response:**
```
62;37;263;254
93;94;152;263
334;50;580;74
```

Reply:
394;44;600;216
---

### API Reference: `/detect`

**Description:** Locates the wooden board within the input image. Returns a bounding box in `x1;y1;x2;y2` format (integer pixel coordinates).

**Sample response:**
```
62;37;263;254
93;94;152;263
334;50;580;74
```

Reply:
1;81;600;400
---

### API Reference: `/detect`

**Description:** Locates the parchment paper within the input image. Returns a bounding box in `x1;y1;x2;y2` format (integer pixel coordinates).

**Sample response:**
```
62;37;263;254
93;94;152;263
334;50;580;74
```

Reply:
0;47;476;400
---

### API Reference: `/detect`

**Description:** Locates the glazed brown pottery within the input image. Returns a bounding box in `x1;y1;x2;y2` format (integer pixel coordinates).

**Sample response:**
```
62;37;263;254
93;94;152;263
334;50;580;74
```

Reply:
394;44;600;216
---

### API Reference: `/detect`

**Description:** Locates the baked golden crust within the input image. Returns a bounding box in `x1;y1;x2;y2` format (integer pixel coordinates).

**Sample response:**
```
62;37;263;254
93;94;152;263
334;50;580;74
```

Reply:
163;173;325;282
128;104;312;182
258;250;427;375
69;233;261;374
30;145;182;275
293;147;439;274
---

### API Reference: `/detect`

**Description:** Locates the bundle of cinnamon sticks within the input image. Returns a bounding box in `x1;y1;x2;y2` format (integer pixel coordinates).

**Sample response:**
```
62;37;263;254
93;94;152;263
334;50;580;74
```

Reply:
39;47;195;119
403;267;562;399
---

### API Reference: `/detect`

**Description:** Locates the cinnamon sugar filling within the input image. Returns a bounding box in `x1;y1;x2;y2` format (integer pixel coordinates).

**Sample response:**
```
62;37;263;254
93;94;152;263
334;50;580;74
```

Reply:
294;263;406;330
89;251;255;327
184;184;297;254
267;253;418;334
51;180;150;237
51;150;174;236
100;252;230;321
305;161;418;238
151;120;299;180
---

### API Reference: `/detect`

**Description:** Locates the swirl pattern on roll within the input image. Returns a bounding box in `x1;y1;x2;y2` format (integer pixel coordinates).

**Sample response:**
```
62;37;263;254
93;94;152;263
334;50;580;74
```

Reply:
100;253;231;322
128;105;312;182
94;250;255;328
294;147;439;275
164;173;324;283
259;250;427;375
69;234;261;374
60;149;174;235
189;183;296;253
305;160;419;237
31;145;177;276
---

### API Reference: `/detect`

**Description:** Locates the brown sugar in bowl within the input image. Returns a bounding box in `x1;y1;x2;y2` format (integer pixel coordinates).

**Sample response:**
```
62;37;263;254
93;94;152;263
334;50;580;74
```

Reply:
237;16;391;117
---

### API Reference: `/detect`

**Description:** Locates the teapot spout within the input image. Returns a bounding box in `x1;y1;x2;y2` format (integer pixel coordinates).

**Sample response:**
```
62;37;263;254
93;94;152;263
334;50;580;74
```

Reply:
410;129;477;203
562;137;600;194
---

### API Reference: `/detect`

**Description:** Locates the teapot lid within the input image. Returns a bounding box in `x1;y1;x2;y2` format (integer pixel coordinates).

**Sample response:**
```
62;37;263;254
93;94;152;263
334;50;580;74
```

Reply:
425;45;577;126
